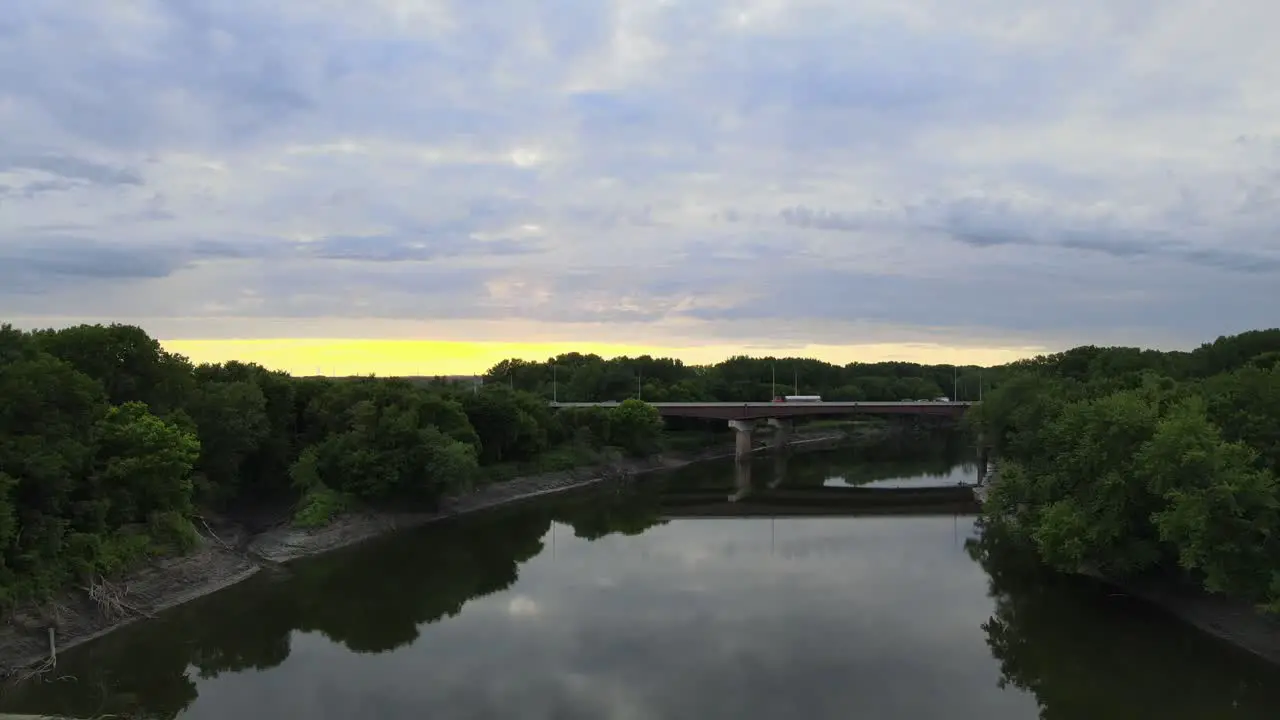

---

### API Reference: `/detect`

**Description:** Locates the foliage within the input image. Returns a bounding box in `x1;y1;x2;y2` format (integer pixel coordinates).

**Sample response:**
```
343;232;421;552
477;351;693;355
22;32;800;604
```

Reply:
608;398;665;456
472;351;989;403
978;330;1280;611
293;485;352;529
5;318;1277;617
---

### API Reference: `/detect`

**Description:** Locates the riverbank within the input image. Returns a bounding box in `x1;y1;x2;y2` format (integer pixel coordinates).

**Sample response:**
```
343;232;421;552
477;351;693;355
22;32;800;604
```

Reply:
0;425;869;675
973;464;1280;668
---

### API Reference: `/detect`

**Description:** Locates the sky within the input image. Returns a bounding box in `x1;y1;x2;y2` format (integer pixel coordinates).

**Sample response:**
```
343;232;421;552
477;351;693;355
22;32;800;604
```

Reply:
3;1;1279;375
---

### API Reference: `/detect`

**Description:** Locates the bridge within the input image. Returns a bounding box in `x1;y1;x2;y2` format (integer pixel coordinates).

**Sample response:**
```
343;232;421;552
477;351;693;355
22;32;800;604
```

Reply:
550;400;973;458
549;400;971;421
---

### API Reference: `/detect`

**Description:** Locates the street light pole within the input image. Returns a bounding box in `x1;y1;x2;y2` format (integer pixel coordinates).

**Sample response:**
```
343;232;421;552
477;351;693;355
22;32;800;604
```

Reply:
772;363;776;399
553;365;557;403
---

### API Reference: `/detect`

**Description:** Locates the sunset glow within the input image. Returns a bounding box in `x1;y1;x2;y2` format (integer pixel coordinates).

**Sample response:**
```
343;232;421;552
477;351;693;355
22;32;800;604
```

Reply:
159;339;1049;377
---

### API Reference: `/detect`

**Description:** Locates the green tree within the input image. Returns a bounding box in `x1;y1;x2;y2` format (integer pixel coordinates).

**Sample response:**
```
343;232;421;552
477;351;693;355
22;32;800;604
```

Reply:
608;399;664;456
1135;398;1280;604
186;379;271;505
461;388;545;464
92;401;201;524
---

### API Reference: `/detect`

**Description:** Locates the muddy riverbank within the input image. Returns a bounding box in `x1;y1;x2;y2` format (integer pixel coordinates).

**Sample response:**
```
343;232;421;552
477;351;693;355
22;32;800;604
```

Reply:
0;426;866;675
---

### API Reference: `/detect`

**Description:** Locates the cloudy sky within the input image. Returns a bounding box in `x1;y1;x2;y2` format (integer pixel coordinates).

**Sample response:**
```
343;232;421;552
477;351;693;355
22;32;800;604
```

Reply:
3;1;1278;372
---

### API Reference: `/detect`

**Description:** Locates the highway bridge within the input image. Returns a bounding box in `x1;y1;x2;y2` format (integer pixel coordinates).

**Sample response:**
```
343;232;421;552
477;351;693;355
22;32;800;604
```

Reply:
550;400;973;458
548;400;972;421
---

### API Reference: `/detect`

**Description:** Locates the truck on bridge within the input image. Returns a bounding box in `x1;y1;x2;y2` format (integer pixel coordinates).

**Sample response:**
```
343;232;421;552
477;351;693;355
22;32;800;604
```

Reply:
773;395;822;403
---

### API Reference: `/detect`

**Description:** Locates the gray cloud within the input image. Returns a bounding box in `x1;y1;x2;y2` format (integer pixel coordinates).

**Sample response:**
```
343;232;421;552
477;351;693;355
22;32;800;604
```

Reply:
776;194;1280;276
2;1;1279;352
0;237;195;292
302;233;540;262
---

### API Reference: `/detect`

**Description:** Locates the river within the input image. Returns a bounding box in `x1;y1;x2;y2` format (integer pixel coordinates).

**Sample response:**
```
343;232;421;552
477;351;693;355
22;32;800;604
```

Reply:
4;433;1280;719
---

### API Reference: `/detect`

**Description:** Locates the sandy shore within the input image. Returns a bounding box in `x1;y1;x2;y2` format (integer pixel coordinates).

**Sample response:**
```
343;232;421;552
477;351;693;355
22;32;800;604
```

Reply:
0;429;856;674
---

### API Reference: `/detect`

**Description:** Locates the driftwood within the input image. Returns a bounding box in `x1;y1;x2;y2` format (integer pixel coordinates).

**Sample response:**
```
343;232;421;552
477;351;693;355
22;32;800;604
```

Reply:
80;576;152;622
11;628;57;683
195;515;234;551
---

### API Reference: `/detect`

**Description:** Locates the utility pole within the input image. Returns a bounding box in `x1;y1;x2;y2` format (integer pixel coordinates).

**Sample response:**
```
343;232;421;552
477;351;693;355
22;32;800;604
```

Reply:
793;369;799;395
979;369;984;402
953;366;958;400
772;363;776;399
637;371;643;400
553;365;558;403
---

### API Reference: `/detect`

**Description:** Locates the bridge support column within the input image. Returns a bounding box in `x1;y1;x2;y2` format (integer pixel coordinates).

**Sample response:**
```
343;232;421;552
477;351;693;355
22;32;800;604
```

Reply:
766;418;792;449
769;449;789;489
728;419;756;459
730;457;753;502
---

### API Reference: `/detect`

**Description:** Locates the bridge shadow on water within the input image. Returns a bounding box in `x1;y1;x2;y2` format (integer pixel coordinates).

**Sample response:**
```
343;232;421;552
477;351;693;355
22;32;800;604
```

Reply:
659;452;981;519
657;430;983;519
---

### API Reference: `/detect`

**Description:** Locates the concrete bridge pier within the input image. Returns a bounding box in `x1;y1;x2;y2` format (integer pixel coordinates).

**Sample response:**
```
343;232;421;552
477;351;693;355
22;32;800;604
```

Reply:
769;449;789;489
729;457;753;502
729;419;756;459
766;418;792;449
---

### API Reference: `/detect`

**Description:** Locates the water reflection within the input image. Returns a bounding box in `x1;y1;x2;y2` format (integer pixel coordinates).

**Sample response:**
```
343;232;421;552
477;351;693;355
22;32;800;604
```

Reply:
3;434;1279;719
966;522;1280;718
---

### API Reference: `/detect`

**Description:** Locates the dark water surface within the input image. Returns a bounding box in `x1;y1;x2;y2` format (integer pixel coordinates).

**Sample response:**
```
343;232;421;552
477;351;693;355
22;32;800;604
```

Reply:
5;434;1280;719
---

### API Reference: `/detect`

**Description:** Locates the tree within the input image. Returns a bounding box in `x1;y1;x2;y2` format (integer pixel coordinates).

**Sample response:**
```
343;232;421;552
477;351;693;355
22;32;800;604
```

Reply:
609;399;664;456
1135;398;1280;604
92;401;200;525
461;388;545;464
185;379;271;505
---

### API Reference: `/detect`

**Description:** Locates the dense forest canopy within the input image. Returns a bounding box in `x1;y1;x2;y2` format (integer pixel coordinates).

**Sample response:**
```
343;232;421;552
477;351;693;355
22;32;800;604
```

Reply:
969;328;1280;612
473;352;985;402
0;321;976;610
3;321;1278;615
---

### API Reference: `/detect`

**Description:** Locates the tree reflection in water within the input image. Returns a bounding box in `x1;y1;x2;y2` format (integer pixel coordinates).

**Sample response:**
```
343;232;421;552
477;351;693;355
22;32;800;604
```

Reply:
966;519;1280;719
0;492;665;720
8;441;1280;720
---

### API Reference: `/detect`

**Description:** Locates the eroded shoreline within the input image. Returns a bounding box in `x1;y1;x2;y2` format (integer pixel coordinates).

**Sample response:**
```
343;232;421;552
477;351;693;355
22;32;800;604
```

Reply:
0;429;856;675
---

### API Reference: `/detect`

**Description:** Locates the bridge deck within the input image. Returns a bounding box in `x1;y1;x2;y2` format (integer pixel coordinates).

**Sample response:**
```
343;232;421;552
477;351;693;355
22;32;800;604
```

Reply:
550;401;973;408
549;400;972;420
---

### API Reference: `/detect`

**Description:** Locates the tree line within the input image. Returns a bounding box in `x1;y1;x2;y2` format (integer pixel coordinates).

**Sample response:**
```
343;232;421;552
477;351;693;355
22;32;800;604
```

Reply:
0;323;669;610
465;352;988;403
969;328;1280;612
0;322;979;611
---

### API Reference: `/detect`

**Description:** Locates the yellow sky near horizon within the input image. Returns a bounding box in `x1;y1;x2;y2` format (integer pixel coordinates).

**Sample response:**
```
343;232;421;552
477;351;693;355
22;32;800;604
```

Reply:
159;338;1050;376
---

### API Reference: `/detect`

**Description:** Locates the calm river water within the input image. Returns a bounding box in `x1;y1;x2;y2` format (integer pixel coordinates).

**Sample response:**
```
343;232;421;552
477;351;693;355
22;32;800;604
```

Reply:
5;433;1280;719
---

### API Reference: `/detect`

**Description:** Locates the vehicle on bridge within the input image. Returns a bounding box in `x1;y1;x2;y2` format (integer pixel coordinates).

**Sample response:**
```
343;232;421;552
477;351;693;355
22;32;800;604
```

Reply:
773;395;823;403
